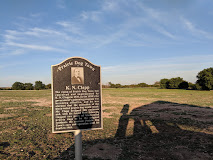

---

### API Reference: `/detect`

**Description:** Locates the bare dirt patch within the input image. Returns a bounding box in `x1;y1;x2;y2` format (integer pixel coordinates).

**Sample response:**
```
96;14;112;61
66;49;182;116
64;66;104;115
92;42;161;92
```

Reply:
0;114;15;119
2;99;21;102
47;133;55;140
84;143;122;160
26;98;52;107
3;98;52;107
129;102;213;124
5;107;27;110
45;113;52;117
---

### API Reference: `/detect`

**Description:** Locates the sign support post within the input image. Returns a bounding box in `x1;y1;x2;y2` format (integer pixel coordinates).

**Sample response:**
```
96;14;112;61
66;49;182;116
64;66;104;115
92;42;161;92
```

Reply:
74;130;82;160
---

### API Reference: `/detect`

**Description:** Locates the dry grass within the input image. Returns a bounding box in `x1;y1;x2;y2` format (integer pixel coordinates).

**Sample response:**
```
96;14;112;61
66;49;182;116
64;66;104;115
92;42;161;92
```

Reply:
0;88;213;159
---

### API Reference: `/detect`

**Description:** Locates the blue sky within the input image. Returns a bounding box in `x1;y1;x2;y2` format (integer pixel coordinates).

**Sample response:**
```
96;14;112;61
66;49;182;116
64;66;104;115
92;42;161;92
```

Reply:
0;0;213;87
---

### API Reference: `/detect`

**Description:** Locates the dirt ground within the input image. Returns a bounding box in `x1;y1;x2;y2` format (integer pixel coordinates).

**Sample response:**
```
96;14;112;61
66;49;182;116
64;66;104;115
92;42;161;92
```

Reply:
82;101;213;160
1;89;213;159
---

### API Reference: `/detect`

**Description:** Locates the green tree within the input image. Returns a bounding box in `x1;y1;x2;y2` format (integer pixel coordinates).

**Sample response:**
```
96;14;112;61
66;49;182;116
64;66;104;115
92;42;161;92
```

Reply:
114;83;122;88
178;81;189;89
138;83;149;87
45;84;51;89
196;67;213;90
108;82;122;88
167;77;184;89
24;83;34;90
12;82;25;90
34;81;45;90
153;81;160;87
195;83;202;90
108;82;115;88
130;84;138;88
188;82;196;90
160;78;169;89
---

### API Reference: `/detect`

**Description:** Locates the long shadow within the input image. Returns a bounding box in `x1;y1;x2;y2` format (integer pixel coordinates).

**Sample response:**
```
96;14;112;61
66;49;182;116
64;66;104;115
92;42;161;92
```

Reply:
55;101;213;160
114;104;130;138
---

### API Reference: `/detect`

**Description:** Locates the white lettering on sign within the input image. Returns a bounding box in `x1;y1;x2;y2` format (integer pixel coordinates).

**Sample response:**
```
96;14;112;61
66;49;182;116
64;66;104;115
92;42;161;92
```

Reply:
75;61;83;66
85;62;95;71
54;89;100;130
57;61;95;72
66;85;90;90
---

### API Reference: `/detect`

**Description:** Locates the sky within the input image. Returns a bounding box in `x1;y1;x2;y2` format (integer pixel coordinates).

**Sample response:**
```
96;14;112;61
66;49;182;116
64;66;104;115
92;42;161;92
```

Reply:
0;0;213;87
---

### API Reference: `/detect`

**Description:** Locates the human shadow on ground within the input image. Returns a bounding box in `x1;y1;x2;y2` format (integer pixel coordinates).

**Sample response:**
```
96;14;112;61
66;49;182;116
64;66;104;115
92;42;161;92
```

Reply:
55;101;213;160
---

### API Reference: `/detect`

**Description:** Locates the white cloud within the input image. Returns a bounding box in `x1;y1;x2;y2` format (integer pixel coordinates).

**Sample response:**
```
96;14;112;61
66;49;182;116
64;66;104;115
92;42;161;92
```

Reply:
102;1;118;11
6;41;68;52
181;17;213;39
79;10;102;22
56;21;83;36
154;26;176;39
1;25;88;57
133;2;178;39
56;0;66;9
10;49;26;55
0;61;27;69
1;27;73;56
137;2;161;20
1;0;212;59
30;13;43;17
52;1;192;48
94;30;126;48
80;11;89;20
6;28;69;38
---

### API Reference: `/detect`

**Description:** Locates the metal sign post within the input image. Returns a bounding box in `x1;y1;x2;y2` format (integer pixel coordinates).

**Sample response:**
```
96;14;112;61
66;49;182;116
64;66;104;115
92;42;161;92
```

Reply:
74;130;82;160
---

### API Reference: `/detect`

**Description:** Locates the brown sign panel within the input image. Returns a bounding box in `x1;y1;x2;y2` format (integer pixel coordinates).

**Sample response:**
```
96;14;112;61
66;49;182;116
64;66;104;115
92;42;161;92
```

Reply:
52;57;102;133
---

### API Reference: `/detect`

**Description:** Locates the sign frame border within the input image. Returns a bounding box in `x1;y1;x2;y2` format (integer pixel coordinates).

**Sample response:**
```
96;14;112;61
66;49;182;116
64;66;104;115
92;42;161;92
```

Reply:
51;57;103;133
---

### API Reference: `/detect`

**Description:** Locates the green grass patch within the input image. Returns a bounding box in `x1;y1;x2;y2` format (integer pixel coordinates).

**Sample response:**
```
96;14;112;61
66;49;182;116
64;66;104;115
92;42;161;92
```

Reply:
103;109;112;113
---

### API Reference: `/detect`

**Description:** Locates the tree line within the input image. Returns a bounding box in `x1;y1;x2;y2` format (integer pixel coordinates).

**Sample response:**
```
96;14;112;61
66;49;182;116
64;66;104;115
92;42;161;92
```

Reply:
103;82;160;88
1;67;212;91
160;67;213;90
104;67;213;90
0;81;51;90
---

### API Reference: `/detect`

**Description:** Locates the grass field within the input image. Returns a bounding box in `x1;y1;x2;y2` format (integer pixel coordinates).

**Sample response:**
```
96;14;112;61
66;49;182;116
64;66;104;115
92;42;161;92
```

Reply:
0;88;213;159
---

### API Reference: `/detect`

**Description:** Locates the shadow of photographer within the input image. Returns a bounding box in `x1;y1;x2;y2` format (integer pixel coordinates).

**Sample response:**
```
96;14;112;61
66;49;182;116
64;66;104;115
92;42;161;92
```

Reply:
55;101;213;160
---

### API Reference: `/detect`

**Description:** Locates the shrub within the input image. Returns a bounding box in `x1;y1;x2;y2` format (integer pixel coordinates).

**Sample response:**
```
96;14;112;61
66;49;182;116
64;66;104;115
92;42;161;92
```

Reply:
12;82;25;90
34;81;45;90
138;83;149;87
167;77;184;89
160;78;169;89
45;84;51;89
178;81;189;89
196;67;213;90
24;83;34;90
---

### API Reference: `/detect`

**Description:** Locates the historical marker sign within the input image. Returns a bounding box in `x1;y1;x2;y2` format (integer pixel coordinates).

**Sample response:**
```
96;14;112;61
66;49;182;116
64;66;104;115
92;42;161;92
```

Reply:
52;57;102;133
